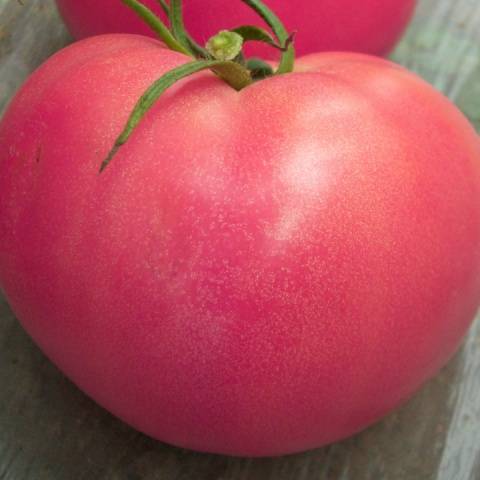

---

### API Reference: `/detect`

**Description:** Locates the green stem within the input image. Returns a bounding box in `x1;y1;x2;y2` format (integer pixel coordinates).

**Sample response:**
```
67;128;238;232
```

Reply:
210;61;252;89
156;0;170;17
240;0;295;74
169;0;193;54
100;59;251;172
121;0;191;55
231;25;283;50
169;0;210;58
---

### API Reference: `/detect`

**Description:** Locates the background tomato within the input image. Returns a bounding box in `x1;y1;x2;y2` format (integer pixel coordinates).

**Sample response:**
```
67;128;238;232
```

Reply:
1;34;479;456
55;0;416;57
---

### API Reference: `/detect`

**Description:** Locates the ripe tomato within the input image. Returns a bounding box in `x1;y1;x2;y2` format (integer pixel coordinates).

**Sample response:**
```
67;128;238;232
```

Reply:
1;34;479;456
55;0;416;56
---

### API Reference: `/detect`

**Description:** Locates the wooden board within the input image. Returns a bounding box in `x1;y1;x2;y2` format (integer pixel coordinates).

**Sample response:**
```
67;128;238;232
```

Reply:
0;1;479;478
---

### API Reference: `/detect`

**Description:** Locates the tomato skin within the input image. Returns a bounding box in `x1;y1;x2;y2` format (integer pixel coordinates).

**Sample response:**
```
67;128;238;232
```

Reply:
55;0;416;56
1;34;480;457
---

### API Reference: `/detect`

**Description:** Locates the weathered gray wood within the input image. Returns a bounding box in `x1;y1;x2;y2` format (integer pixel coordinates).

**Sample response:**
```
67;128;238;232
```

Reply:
0;0;70;114
0;1;479;479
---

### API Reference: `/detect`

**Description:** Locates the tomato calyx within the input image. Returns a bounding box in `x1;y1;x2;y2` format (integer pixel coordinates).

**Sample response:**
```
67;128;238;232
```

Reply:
100;0;296;172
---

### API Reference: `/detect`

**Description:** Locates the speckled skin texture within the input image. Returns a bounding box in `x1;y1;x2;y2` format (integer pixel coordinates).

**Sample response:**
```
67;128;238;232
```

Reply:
0;34;480;457
55;0;416;57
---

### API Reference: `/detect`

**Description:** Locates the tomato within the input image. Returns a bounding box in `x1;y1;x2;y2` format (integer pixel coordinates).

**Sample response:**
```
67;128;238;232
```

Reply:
1;34;479;457
55;0;416;56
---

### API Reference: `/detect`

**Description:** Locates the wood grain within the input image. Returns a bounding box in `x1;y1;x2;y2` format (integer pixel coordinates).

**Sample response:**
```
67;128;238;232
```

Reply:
0;1;479;479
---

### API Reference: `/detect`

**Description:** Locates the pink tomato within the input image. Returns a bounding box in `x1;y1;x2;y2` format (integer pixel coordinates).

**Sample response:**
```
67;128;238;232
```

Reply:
55;0;416;56
0;34;479;457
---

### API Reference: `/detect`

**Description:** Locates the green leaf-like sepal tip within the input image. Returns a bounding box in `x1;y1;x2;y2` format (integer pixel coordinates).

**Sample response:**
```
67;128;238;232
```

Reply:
206;30;244;61
100;59;252;172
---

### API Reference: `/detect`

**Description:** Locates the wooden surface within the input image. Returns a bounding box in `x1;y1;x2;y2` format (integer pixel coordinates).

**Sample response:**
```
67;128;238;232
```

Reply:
1;1;480;479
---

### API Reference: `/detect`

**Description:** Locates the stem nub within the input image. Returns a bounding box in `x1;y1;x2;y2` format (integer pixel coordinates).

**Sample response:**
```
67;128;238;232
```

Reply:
206;31;244;61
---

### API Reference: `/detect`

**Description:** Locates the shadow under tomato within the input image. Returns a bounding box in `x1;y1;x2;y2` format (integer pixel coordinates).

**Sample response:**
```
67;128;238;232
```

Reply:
0;290;473;480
